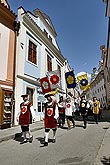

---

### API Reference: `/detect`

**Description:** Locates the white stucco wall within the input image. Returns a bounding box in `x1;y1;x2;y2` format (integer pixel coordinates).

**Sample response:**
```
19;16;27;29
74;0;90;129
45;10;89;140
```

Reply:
0;24;10;80
91;78;106;105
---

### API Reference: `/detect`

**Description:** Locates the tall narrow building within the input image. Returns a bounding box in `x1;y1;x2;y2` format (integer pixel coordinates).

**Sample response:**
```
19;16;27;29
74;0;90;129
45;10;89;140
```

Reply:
0;0;16;128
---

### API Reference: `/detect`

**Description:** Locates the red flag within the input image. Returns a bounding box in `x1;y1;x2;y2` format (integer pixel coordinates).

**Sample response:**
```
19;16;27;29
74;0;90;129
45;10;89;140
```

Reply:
40;77;51;94
47;70;61;89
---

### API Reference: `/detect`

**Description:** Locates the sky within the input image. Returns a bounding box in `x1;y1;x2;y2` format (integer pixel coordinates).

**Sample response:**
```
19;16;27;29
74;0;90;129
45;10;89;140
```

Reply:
8;0;108;76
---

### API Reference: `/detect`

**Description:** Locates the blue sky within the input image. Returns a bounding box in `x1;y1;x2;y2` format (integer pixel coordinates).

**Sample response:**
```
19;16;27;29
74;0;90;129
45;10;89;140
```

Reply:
8;0;108;76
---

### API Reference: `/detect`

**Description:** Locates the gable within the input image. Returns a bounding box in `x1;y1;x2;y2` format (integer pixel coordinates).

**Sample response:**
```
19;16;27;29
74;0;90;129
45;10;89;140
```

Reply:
34;8;56;35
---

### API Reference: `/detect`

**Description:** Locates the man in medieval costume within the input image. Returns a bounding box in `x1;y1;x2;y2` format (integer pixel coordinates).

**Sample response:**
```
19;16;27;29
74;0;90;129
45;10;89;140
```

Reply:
92;97;100;124
43;94;59;146
17;94;35;144
65;96;75;130
79;95;89;129
58;96;66;127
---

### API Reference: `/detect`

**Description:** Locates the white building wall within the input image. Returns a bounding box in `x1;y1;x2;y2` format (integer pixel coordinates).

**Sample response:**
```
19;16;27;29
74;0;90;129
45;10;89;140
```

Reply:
40;45;47;78
91;78;106;106
0;24;10;80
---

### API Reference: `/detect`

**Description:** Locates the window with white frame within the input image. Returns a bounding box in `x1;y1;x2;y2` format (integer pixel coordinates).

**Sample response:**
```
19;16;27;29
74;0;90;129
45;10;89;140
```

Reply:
28;40;37;65
47;54;52;71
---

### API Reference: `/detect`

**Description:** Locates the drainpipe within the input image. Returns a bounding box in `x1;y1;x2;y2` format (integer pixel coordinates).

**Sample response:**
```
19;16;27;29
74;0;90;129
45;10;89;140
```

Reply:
12;21;20;126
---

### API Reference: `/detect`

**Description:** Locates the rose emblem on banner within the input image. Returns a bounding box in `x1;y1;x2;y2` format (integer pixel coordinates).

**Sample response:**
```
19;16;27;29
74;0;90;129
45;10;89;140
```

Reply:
94;103;97;107
80;79;88;86
67;75;74;84
50;75;59;85
42;81;49;89
66;104;71;108
81;103;85;107
21;106;27;114
47;108;53;116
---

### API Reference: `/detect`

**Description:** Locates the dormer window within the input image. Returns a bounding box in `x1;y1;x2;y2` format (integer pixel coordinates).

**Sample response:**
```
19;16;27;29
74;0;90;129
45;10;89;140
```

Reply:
44;29;48;37
49;35;52;42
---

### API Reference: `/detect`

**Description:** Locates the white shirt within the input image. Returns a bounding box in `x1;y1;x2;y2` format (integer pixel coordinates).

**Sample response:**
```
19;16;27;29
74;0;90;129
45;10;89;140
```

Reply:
65;101;75;116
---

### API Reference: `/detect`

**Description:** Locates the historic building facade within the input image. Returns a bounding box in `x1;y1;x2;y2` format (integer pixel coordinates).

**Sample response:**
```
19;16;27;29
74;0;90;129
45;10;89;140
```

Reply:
85;50;107;108
14;7;66;125
0;0;16;128
103;0;110;104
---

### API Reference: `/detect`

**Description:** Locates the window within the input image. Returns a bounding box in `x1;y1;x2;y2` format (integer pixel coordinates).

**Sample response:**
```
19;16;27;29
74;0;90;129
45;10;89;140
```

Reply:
38;102;41;112
49;35;52;42
28;40;37;65
38;102;45;112
44;29;48;37
26;87;34;104
47;55;52;71
57;64;61;76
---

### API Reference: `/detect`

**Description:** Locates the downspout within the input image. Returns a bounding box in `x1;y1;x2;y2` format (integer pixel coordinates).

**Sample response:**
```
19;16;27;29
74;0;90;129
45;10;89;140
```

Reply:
12;21;20;126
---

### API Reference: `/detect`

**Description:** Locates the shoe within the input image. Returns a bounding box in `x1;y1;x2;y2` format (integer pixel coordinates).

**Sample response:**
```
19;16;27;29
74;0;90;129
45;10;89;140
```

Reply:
83;125;86;129
44;142;48;146
73;125;75;128
29;136;33;143
52;139;56;143
68;127;71;130
20;139;28;144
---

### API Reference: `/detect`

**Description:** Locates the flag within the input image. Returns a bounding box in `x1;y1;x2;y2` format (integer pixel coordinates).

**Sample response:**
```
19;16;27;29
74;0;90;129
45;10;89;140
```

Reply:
48;88;59;95
77;73;88;90
40;77;51;94
83;82;90;91
47;70;61;89
65;71;76;88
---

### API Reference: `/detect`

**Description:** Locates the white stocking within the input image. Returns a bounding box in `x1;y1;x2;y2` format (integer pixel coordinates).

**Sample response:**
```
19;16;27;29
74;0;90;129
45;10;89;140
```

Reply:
45;132;49;142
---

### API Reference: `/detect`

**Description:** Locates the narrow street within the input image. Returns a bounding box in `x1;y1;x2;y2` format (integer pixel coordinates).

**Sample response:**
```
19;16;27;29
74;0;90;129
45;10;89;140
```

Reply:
0;117;109;165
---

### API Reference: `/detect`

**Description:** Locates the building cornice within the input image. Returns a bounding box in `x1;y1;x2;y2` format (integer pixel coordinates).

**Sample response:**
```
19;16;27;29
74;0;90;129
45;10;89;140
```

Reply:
17;75;40;87
0;2;16;30
0;80;13;87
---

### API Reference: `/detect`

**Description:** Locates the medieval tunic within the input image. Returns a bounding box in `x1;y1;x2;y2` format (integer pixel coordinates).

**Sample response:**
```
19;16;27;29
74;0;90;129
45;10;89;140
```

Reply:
44;100;58;129
93;101;100;114
80;100;87;115
65;102;73;116
58;101;65;115
19;101;33;125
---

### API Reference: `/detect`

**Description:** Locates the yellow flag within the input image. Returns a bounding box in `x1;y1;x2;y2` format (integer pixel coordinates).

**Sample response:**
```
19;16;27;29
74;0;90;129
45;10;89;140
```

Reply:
77;73;89;90
47;88;58;95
